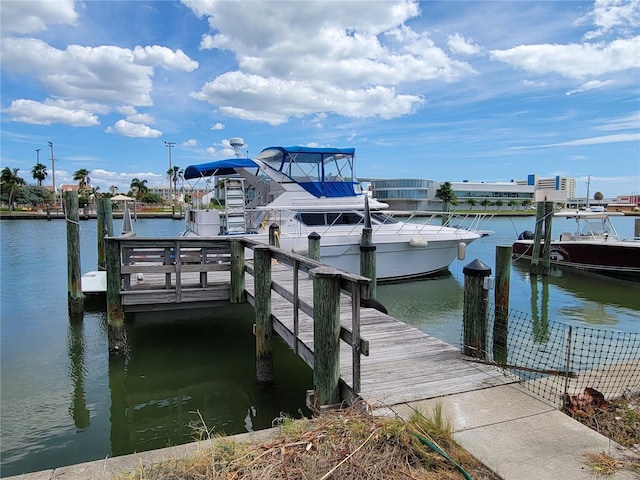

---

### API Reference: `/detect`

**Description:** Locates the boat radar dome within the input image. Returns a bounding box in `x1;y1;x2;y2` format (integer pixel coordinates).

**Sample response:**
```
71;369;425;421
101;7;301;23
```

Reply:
229;137;245;158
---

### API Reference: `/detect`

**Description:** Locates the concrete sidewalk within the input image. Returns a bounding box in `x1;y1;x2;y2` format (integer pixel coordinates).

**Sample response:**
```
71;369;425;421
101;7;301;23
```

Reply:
5;384;639;479
390;384;639;479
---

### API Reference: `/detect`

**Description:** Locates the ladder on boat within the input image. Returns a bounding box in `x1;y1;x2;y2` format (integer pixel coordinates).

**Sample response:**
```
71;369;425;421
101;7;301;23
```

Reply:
224;179;247;234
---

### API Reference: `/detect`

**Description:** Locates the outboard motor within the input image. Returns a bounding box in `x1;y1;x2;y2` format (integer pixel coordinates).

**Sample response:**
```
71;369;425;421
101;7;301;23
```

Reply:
518;230;534;240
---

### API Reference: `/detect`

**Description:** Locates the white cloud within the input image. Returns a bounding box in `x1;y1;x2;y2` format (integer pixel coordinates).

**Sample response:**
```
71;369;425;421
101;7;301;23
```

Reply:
211;123;224;130
566;79;615;95
448;33;481;56
105;119;162;138
0;0;78;34
489;36;640;78
542;133;640;147
132;45;199;71
186;1;469;123
1;38;199;107
4;98;99;126
182;139;198;147
579;0;640;40
117;106;156;124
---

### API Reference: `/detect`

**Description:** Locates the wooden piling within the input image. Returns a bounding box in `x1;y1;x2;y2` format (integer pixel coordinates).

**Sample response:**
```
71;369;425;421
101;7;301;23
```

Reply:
542;201;553;273
106;237;125;354
308;232;321;261
360;235;377;299
493;246;511;363
269;223;280;247
530;202;545;275
97;197;114;271
254;245;273;383
462;259;491;359
64;191;84;317
230;240;246;303
311;266;342;407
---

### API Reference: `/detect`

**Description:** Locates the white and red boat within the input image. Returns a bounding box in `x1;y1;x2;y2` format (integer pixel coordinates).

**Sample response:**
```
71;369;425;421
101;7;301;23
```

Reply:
513;210;640;280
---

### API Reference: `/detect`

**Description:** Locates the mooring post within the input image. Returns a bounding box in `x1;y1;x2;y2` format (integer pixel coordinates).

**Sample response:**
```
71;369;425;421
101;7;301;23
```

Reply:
230;240;246;303
494;246;512;363
360;234;377;300
530;202;545;275
97;197;114;271
64;191;84;318
462;259;491;359
311;266;342;407
269;223;279;247
308;232;321;261
106;237;125;355
254;245;273;383
542;201;553;274
634;218;640;240
360;196;377;298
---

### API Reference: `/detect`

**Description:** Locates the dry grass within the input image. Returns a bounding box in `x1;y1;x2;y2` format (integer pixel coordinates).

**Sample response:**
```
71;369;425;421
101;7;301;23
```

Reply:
112;404;499;480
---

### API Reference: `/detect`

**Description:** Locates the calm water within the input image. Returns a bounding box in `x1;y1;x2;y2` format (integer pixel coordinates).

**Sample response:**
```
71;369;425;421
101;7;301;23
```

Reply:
1;214;639;476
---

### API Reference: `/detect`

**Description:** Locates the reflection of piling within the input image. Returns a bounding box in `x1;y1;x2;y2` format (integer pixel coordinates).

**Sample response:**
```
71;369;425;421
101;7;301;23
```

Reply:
106;238;125;354
494;246;511;363
97;197;114;271
635;218;640;240
68;321;90;429
64;191;84;317
254;245;273;383
311;266;341;407
463;259;491;359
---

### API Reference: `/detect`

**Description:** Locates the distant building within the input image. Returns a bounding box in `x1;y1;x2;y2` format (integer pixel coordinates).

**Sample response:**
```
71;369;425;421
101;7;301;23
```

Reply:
368;174;578;211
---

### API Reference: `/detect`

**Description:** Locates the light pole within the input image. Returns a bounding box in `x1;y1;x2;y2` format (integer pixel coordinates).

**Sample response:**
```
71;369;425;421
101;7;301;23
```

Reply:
164;141;175;203
48;142;56;207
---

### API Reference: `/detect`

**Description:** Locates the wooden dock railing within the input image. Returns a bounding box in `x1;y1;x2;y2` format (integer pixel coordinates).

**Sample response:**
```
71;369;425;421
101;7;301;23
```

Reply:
105;236;371;403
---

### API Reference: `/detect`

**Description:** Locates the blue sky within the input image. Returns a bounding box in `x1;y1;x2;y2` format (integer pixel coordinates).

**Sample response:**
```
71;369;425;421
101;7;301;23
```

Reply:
1;0;639;198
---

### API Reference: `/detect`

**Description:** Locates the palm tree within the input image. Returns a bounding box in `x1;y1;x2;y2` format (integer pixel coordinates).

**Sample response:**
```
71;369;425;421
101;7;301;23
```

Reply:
480;198;491;210
594;191;603;205
466;198;477;210
73;169;91;193
508;199;519;210
31;163;48;186
1;167;26;210
434;181;456;212
495;199;503;211
109;185;118;196
129;178;148;199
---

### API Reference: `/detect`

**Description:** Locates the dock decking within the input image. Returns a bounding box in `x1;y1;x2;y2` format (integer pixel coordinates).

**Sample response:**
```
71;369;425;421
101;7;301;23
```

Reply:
107;234;517;407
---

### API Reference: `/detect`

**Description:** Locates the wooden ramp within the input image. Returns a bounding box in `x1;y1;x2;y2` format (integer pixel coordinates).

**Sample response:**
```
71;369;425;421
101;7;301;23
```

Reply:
246;263;517;407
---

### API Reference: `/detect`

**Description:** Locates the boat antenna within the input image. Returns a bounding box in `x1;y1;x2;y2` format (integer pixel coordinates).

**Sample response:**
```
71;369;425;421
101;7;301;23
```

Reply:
230;137;245;158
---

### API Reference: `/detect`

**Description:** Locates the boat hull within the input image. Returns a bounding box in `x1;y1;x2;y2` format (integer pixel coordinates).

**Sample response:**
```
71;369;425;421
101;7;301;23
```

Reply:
512;240;640;280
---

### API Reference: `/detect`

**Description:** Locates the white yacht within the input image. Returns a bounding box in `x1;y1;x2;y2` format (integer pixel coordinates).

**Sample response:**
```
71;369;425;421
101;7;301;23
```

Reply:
183;143;480;282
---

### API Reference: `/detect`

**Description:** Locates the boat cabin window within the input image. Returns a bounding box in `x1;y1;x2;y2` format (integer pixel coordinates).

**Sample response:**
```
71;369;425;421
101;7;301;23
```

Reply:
371;213;398;224
296;212;364;226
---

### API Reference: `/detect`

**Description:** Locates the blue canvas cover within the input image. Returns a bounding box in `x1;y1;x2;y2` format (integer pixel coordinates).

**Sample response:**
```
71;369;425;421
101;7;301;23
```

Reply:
183;158;258;179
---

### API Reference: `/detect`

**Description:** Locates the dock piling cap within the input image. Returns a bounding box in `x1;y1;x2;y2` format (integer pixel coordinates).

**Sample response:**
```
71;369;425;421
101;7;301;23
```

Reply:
463;259;492;277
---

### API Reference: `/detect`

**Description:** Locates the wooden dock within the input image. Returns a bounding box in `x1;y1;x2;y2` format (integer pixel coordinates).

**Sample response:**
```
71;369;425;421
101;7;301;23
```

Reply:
104;236;516;408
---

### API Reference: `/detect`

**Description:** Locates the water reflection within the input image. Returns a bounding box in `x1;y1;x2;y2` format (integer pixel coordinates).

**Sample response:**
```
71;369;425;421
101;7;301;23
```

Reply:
530;275;550;343
103;306;312;457
67;321;90;430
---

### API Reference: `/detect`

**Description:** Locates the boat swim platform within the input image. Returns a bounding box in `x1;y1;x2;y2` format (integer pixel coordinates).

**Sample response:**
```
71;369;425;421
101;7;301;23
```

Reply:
111;260;518;407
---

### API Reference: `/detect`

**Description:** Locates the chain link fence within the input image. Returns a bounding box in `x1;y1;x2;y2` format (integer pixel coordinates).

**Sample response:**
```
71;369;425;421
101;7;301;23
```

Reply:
462;303;640;408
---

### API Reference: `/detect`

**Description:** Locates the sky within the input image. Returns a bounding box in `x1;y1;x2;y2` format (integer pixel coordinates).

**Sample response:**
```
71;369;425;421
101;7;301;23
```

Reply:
1;0;639;199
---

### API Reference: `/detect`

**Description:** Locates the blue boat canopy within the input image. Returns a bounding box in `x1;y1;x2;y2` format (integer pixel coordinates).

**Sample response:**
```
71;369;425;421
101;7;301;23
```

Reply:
183;158;258;179
256;146;359;198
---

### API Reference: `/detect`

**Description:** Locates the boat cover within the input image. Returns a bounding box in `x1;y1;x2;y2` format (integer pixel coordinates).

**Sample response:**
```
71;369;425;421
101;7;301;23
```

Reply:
183;158;258;179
